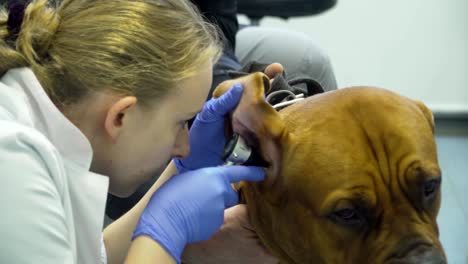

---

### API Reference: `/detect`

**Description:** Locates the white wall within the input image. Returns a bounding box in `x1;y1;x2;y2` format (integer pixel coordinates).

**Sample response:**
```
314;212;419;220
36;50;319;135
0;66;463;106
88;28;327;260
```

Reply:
250;0;468;115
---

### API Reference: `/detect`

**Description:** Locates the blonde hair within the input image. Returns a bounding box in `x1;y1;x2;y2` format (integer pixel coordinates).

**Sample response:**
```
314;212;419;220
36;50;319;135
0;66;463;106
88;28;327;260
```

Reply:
0;0;222;107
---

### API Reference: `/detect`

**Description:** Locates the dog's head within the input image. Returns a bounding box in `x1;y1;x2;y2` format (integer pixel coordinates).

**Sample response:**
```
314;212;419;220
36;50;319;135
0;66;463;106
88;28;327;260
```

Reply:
214;73;445;264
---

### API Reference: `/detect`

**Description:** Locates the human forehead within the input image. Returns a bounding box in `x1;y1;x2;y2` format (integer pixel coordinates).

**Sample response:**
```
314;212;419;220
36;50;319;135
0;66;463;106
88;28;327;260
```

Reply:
169;64;213;113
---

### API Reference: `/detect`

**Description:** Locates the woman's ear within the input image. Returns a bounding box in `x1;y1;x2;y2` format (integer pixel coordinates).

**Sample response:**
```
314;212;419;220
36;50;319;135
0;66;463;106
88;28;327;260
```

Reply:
104;96;138;143
213;72;289;192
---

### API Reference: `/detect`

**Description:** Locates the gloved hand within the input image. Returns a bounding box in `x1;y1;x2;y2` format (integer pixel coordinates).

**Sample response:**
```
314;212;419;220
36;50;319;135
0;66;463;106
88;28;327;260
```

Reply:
132;165;265;264
173;83;243;173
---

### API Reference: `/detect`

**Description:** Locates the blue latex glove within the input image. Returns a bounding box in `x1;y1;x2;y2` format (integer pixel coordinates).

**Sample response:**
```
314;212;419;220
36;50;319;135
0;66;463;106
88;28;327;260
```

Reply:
174;83;243;173
133;165;265;263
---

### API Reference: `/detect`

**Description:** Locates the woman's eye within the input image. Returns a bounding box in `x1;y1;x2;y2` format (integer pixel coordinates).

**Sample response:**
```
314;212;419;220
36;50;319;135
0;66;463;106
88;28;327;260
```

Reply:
187;117;196;128
180;120;189;127
181;119;193;130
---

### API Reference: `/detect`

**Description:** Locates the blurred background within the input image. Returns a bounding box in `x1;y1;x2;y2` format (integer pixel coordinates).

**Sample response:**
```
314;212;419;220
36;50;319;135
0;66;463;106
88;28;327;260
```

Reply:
237;0;467;262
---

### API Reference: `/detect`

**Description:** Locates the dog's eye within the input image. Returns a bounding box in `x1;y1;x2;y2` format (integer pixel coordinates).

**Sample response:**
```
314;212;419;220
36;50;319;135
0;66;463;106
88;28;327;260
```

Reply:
335;208;355;219
423;178;441;197
330;208;364;227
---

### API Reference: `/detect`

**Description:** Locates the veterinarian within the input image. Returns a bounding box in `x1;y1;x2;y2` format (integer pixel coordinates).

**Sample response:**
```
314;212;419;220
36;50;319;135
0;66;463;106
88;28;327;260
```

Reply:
0;0;278;263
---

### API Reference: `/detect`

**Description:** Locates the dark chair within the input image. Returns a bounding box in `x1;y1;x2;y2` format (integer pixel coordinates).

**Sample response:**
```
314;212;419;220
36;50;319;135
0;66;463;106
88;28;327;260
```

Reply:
238;0;337;25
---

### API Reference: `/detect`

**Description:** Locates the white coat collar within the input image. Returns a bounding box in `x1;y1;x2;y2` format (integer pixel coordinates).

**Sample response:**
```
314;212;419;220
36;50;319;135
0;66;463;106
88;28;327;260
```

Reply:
1;67;94;169
1;68;109;263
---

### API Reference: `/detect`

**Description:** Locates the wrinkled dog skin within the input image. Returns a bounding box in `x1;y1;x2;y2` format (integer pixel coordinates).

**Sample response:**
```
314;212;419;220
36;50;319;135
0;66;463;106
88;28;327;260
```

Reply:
214;73;446;264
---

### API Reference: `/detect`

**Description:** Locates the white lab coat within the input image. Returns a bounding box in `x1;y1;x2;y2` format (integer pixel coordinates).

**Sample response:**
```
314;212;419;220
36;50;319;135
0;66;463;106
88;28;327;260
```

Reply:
0;68;109;264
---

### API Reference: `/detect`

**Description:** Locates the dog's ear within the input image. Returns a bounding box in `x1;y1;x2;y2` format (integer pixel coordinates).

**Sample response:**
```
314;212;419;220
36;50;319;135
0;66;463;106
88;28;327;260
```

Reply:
213;72;288;188
413;100;435;134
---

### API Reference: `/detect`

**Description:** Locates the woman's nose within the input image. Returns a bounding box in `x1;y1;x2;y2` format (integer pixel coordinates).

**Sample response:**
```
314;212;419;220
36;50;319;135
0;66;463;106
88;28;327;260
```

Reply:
172;124;190;158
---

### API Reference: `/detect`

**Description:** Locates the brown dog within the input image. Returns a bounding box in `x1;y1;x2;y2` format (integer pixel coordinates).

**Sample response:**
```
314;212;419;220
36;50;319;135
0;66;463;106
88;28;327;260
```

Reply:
213;73;446;264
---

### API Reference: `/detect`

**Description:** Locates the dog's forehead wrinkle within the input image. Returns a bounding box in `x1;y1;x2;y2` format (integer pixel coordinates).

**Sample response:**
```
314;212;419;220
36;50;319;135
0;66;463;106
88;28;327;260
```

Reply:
338;91;437;213
281;93;428;221
284;146;379;214
346;96;400;185
344;100;394;192
389;159;442;214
